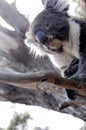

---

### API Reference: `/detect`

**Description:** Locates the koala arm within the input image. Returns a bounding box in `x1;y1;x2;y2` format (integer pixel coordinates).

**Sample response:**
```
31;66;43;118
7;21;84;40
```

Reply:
64;58;79;78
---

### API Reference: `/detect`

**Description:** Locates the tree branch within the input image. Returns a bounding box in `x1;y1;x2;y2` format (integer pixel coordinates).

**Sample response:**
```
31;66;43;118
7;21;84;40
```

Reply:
0;0;29;36
0;71;85;96
0;70;86;109
0;82;86;121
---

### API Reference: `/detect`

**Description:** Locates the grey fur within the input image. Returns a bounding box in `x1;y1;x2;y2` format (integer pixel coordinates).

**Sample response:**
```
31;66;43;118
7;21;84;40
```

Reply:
45;0;69;13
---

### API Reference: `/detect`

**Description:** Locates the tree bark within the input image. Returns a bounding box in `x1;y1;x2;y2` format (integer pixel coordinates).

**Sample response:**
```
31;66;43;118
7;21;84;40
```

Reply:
0;82;86;121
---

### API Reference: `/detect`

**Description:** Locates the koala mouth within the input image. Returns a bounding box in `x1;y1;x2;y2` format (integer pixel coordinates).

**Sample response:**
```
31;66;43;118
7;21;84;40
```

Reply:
35;31;63;52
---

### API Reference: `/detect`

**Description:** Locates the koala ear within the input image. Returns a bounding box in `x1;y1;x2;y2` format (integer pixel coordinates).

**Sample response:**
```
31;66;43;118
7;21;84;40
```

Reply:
45;0;69;14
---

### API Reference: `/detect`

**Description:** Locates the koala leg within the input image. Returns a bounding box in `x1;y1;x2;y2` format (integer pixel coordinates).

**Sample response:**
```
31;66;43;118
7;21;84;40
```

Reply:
64;58;79;78
63;58;79;100
71;54;86;82
66;54;86;100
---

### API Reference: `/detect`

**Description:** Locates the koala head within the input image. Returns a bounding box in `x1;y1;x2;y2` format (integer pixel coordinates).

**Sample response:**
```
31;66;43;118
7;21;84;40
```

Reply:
29;10;74;70
30;9;69;54
27;0;75;69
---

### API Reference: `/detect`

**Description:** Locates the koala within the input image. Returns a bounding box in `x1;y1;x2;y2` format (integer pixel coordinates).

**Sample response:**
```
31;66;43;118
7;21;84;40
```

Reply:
26;0;86;100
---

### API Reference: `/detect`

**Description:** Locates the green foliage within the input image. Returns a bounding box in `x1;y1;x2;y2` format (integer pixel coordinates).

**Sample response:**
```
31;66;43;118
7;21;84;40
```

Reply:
80;123;86;130
0;128;5;130
33;127;49;130
7;112;32;130
0;111;49;130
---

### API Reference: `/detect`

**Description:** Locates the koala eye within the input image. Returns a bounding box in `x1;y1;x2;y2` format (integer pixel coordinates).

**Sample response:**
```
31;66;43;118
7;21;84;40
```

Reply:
35;31;48;45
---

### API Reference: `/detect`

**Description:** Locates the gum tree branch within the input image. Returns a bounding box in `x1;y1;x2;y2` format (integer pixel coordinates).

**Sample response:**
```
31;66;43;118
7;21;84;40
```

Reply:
0;71;85;96
0;71;85;110
0;0;29;35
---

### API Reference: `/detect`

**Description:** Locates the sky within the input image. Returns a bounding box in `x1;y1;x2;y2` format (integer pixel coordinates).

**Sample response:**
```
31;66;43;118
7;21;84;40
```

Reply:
5;0;44;22
0;101;84;130
0;0;84;130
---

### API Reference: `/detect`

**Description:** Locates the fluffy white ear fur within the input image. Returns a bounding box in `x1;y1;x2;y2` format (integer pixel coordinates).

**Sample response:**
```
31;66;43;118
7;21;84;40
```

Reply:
45;0;69;12
25;32;47;58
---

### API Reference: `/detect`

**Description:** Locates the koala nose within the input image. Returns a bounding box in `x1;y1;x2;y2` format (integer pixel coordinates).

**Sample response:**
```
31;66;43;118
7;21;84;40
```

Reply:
35;31;48;45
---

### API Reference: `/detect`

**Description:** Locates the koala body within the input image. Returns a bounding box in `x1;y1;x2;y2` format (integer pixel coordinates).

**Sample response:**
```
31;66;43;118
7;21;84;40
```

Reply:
26;0;86;99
